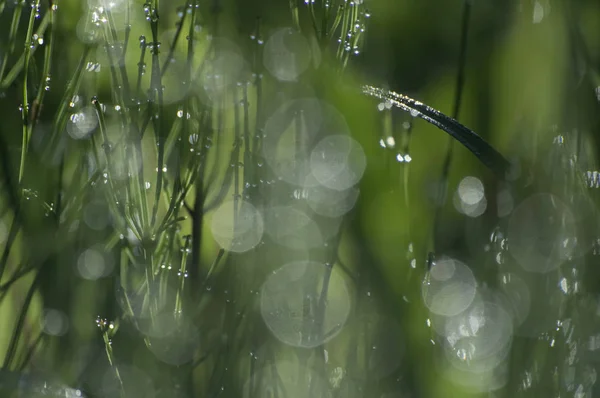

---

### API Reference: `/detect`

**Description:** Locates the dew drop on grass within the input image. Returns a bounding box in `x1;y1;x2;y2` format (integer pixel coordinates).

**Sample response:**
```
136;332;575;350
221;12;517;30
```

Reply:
396;153;412;163
260;261;351;348
43;75;51;91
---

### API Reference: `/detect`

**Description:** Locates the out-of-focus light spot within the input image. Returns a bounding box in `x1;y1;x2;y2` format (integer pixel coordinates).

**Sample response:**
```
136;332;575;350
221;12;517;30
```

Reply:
422;257;477;317
83;200;110;230
78;248;112;280
262;99;349;187
198;38;247;108
263;28;312;82
305;185;359;218
508;193;577;273
67;106;98;139
147;318;199;365
385;136;395;148
498;273;531;327
454;176;487;218
260;261;350;348
442;301;513;385
497;189;514;218
458;176;484;205
211;200;264;253
310;135;366;191
264;205;323;250
41;309;69;336
533;1;544;23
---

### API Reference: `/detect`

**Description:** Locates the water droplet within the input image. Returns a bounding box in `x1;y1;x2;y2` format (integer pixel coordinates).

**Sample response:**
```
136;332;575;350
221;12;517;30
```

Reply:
86;62;102;73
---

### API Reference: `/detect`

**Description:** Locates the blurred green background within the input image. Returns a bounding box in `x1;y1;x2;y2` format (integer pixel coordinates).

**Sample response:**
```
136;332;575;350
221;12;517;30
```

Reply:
0;0;600;397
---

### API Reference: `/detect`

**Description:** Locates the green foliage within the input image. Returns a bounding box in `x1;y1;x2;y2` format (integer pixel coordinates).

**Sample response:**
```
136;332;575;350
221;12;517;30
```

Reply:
0;0;599;397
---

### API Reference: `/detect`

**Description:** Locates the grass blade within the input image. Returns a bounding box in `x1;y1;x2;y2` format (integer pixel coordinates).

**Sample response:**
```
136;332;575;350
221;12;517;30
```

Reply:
362;85;511;177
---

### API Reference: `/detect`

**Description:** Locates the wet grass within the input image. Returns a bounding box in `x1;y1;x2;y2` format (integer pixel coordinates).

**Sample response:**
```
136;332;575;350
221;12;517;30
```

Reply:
0;0;600;397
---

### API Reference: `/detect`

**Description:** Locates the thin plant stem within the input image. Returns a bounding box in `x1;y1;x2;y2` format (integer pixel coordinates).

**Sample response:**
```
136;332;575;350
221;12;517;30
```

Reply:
2;267;42;370
149;6;165;229
19;0;42;184
289;0;300;31
30;3;55;128
431;0;471;254
0;9;52;89
17;332;44;372
0;209;21;287
0;1;24;83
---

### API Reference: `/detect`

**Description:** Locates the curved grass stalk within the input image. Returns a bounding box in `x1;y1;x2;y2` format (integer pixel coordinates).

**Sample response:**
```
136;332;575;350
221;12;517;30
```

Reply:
362;85;511;177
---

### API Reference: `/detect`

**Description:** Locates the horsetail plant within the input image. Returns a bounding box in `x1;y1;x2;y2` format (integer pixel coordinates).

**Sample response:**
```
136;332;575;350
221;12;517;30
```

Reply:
2;0;600;397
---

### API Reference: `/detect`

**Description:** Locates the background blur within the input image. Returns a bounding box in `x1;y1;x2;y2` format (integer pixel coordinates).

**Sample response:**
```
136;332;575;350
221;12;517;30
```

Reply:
1;0;600;397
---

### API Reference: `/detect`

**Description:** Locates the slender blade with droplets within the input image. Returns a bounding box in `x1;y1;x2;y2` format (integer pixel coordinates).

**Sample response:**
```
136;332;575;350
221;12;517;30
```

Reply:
362;85;511;177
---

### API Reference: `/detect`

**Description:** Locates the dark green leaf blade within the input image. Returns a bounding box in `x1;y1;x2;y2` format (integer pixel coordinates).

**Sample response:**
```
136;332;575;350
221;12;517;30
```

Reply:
362;85;511;177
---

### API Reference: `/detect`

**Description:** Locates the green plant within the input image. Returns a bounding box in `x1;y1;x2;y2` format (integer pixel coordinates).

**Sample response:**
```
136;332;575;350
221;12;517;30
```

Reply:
1;0;600;397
